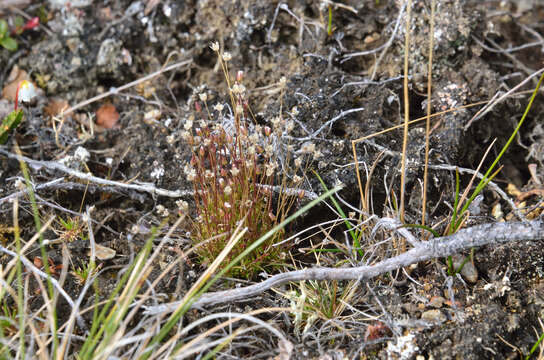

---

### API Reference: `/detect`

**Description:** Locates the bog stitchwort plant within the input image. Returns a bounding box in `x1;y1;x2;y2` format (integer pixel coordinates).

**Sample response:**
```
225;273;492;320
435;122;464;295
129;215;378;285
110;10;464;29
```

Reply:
182;42;305;278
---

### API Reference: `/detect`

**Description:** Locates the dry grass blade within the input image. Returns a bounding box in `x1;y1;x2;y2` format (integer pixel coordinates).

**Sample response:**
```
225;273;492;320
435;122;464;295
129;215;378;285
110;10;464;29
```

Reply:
146;222;248;359
399;0;412;226
421;0;435;226
172;308;290;359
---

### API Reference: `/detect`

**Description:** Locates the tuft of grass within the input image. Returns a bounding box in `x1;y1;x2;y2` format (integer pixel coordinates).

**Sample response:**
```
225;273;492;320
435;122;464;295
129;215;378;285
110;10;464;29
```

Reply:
183;45;299;279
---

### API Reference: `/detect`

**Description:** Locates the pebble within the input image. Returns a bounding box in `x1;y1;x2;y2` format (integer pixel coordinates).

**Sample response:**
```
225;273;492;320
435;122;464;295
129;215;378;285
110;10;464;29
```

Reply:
421;309;447;323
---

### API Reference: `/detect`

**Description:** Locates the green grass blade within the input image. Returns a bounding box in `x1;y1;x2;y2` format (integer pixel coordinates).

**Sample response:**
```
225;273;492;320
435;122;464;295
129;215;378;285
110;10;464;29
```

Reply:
17;148;58;357
457;71;544;230
402;223;439;238
314;172;363;257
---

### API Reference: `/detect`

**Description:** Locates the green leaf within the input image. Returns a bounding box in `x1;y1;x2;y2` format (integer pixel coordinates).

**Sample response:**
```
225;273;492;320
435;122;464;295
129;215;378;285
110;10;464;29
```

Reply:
0;37;18;51
0;20;7;37
0;110;24;145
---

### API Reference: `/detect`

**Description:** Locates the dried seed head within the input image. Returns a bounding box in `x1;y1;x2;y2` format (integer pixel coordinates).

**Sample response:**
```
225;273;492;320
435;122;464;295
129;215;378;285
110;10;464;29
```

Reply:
285;120;294;133
210;41;220;52
299;142;315;154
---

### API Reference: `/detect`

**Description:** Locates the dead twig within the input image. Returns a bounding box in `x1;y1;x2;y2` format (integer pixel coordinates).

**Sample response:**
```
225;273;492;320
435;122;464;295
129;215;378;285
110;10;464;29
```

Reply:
145;219;544;314
0;148;193;198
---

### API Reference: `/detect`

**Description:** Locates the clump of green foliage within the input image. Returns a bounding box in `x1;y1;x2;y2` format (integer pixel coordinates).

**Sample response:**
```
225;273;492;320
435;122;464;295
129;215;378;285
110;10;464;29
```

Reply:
0;110;23;145
0;20;17;51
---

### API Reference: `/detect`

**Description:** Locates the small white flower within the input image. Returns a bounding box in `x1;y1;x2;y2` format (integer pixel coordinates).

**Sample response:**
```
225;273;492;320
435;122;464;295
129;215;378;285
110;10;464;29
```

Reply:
184;119;193;130
294;157;302;168
176;200;189;212
16;80;37;103
156;204;169;217
186;168;197;181
279;76;287;87
74;146;90;162
249;133;259;144
285;120;294;132
293;174;302;183
213;103;224;112
210;41;220;52
222;52;232;61
224;202;231;209
235;104;243;115
231;167;240;176
198;93;207;102
150;165;165;180
224;185;232;196
180;130;191;140
299;142;315;154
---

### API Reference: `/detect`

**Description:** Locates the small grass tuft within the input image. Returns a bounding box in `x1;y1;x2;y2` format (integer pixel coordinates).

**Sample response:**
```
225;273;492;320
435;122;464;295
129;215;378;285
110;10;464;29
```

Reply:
183;45;299;279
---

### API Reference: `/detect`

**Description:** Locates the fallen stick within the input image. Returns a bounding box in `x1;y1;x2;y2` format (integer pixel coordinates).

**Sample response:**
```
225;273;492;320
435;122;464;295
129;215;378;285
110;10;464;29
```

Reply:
145;219;544;314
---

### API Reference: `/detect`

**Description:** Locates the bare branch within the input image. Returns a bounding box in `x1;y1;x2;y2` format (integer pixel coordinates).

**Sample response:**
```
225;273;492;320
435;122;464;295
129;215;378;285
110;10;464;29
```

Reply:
0;148;192;199
145;220;544;315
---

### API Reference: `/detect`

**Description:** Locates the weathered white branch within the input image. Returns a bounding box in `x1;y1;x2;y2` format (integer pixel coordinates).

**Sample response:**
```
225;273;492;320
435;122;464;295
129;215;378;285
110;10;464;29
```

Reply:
145;220;544;315
0;149;317;202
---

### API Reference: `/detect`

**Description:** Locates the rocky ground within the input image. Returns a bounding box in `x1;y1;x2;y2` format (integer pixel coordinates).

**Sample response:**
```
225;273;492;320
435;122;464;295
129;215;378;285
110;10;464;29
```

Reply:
1;0;544;359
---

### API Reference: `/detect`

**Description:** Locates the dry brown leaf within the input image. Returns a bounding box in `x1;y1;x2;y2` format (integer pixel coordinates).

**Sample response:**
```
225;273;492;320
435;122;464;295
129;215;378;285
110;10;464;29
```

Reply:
96;102;119;129
44;98;70;117
92;244;116;261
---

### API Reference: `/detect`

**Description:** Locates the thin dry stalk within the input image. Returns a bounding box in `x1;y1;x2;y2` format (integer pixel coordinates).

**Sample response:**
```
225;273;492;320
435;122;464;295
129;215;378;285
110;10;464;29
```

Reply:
399;0;412;226
62;58;192;115
147;223;248;358
421;0;435;226
172;307;290;359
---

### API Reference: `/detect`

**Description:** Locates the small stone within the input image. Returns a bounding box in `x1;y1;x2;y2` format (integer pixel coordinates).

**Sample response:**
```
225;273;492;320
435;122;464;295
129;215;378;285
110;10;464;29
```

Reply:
421;309;447;323
452;254;478;283
428;296;445;308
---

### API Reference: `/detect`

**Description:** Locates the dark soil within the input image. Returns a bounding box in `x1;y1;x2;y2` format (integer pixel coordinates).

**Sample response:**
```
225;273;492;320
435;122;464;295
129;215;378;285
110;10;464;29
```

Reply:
1;0;544;359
